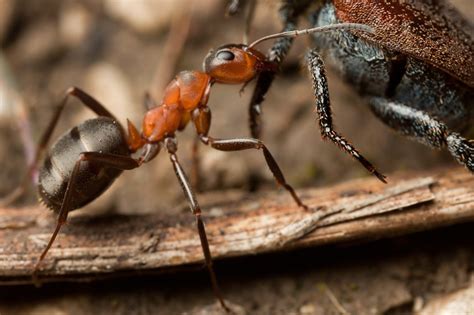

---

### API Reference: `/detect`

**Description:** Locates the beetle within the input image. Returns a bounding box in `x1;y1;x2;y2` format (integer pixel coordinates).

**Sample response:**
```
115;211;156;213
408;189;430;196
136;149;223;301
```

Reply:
246;0;473;176
0;22;372;311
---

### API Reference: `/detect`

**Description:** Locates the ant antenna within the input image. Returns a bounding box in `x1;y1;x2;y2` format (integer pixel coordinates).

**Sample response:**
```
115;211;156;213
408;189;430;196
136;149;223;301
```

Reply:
247;23;375;49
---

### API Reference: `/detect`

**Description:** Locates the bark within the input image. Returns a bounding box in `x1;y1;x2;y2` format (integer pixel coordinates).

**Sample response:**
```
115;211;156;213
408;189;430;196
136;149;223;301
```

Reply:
0;167;472;284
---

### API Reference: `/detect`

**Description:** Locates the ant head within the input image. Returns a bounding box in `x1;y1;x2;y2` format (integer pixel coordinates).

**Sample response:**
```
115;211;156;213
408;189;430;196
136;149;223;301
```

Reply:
203;24;374;84
203;44;275;84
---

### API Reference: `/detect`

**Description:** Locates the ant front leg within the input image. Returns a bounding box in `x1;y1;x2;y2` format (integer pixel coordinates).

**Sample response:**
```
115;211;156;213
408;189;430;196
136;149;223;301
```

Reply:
164;137;229;311
33;152;141;280
306;49;387;183
0;87;118;207
369;97;474;172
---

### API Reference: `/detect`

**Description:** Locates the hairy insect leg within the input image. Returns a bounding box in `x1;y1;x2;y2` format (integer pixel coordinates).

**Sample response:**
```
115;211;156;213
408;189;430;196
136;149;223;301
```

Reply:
306;49;387;183
370;97;474;172
200;135;309;209
34;87;119;163
248;1;312;138
0;87;119;206
164;137;229;311
33;152;141;281
248;24;295;139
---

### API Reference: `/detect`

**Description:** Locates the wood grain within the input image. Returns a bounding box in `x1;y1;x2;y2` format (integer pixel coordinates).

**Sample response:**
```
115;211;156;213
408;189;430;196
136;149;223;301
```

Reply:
0;167;472;284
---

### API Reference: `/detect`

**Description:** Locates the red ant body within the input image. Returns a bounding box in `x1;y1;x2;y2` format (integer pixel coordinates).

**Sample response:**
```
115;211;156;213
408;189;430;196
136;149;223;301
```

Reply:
129;45;273;151
1;23;375;311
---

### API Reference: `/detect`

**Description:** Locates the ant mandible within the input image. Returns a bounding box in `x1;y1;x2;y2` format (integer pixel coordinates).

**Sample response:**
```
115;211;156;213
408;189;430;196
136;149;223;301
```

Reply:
1;23;376;311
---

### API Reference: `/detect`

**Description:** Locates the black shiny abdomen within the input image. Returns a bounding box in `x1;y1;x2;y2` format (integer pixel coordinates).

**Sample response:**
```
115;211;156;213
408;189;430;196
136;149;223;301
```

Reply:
38;117;130;213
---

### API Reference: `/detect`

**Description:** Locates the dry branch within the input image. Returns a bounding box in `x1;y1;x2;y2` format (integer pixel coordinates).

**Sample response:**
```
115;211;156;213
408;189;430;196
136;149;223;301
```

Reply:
0;167;472;284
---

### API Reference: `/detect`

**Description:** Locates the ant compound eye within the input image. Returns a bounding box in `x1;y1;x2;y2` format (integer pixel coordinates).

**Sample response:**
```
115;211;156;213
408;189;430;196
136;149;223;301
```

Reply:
204;44;258;83
216;50;235;61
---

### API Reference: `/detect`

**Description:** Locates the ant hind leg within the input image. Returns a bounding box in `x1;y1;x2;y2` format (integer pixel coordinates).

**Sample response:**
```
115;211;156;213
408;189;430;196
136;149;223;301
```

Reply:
33;152;141;282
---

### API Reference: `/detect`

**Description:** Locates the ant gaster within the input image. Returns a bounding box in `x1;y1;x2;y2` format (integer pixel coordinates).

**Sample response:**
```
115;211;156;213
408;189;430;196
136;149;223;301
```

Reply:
1;23;375;311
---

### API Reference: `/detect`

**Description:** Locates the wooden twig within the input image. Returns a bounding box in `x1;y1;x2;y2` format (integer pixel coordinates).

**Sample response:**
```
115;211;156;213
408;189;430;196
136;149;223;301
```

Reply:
0;168;472;284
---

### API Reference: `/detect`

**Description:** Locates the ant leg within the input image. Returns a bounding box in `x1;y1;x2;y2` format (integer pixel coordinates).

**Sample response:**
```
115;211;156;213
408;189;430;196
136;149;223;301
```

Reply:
306;49;387;183
370;97;474;172
33;152;141;279
0;87;118;206
164;138;229;311
248;1;312;138
191;135;202;192
199;135;308;209
31;86;119;169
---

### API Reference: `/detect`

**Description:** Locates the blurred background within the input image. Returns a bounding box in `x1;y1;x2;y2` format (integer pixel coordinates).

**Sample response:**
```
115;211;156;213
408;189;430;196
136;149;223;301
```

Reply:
0;0;472;314
1;0;473;215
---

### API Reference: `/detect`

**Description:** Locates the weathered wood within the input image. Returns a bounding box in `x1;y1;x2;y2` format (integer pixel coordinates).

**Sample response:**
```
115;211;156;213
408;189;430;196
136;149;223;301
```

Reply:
0;168;472;284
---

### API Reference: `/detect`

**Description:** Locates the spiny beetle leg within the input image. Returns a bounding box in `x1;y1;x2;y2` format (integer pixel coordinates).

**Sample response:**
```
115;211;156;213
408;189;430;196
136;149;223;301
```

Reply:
370;97;474;172
307;49;386;183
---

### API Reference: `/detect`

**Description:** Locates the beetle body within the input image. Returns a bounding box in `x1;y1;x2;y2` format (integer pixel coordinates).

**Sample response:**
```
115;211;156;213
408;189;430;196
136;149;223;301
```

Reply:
38;117;130;212
311;1;473;129
246;0;473;174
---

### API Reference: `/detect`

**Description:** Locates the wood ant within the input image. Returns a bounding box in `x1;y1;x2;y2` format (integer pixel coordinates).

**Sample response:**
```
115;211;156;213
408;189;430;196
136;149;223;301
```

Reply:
1;23;375;311
245;0;473;176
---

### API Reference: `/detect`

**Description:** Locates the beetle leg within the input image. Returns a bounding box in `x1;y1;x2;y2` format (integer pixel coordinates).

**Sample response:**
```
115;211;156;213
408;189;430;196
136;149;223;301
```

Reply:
199;135;309;210
226;0;245;16
164;137;229;311
370;97;474;172
33;152;142;283
248;1;315;139
248;27;294;138
0;87;120;207
306;49;387;183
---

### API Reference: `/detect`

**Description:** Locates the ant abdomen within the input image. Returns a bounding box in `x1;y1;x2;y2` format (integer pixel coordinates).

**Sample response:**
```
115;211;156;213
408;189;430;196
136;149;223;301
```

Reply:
38;117;129;212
